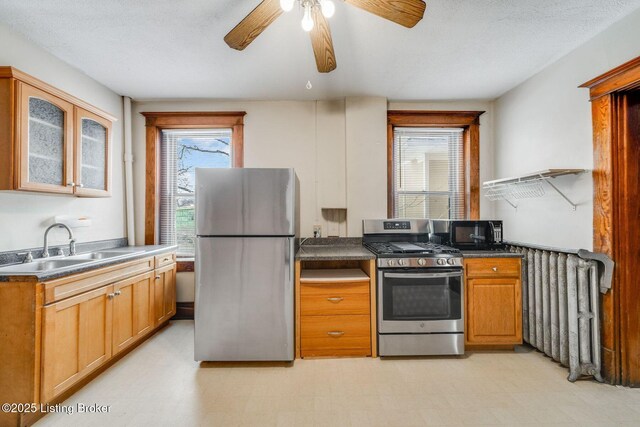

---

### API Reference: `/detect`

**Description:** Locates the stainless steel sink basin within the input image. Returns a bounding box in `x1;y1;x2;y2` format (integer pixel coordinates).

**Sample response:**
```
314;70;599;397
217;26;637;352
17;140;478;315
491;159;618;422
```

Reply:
70;251;137;261
0;259;89;273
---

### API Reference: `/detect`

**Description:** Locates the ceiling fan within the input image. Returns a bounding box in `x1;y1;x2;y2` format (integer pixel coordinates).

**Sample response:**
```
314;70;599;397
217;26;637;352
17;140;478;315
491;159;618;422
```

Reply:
224;0;427;73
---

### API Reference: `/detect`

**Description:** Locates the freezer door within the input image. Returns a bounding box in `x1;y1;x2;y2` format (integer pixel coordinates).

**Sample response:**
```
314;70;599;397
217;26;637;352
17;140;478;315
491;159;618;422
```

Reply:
195;168;296;236
194;237;294;361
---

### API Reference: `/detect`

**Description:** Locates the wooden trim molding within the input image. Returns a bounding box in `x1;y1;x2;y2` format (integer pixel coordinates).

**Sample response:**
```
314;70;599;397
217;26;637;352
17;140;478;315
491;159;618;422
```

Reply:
387;110;484;219
142;111;246;245
582;55;640;386
580;56;640;100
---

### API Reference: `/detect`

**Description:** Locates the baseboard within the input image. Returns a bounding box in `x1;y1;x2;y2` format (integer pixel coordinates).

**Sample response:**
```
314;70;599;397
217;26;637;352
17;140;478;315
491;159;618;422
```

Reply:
173;302;194;320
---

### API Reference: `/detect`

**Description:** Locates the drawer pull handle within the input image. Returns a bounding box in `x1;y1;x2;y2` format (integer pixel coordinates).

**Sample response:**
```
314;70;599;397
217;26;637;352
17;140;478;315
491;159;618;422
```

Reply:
327;331;344;337
163;258;169;262
326;297;344;302
492;267;498;272
155;275;161;279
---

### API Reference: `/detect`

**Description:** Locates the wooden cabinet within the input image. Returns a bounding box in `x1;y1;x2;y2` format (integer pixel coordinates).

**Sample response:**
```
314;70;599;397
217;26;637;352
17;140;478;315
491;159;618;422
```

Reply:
0;67;115;197
41;285;113;402
74;107;112;197
112;272;155;355
298;269;372;358
0;250;176;427
153;263;177;325
464;257;523;347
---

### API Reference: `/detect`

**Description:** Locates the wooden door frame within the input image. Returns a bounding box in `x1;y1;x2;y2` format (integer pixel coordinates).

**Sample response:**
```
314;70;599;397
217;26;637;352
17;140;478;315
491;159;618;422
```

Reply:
387;110;484;219
580;56;640;386
141;111;246;249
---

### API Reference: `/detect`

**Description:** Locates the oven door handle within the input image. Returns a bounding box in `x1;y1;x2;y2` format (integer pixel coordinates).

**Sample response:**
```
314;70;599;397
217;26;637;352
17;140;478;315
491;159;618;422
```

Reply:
384;272;463;279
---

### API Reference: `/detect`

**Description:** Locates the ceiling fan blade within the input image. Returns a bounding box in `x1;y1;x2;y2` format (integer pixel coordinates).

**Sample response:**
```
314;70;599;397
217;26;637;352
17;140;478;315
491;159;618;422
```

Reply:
224;0;283;50
345;0;426;28
309;7;337;73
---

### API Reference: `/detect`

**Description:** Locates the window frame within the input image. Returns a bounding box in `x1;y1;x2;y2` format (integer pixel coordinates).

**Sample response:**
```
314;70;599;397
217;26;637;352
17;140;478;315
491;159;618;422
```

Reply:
387;110;484;220
142;111;245;271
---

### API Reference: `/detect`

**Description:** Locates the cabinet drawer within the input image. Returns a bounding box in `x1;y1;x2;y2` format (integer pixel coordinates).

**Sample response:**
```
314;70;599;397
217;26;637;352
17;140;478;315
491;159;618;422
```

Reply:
301;315;371;356
300;282;370;316
154;252;175;269
464;258;521;278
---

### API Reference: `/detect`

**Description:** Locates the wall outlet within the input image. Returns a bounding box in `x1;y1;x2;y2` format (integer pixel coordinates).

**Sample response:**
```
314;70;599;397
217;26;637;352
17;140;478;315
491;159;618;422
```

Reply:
313;225;322;238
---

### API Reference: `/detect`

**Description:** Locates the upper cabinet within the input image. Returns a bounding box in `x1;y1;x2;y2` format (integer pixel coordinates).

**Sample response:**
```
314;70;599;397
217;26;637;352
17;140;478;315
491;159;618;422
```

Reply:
75;108;111;197
0;67;115;197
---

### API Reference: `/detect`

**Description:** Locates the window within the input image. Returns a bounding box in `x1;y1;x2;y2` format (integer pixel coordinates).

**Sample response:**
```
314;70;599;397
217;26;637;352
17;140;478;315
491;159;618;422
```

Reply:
392;128;464;219
143;111;245;268
387;110;484;220
160;129;233;257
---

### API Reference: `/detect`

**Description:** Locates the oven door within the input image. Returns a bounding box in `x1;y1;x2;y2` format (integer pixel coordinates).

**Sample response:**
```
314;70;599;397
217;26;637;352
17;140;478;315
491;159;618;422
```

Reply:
378;269;464;333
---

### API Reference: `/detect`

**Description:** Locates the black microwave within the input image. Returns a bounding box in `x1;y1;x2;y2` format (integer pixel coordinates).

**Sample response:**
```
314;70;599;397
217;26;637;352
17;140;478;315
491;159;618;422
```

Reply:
449;220;503;249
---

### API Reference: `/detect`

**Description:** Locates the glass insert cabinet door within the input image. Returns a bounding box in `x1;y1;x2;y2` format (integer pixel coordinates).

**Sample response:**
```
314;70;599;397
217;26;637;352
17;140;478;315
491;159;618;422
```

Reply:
74;108;111;197
18;83;74;193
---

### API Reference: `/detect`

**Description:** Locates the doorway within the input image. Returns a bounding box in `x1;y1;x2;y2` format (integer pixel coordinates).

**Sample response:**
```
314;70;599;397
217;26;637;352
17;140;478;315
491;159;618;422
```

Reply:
582;58;640;386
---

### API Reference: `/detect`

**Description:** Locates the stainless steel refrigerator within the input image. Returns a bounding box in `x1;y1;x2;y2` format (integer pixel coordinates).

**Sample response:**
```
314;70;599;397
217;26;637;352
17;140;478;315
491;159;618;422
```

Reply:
194;168;298;361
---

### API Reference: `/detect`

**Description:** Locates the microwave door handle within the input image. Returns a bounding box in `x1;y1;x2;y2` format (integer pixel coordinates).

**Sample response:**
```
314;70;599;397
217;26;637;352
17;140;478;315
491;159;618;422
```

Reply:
384;272;463;279
488;221;495;242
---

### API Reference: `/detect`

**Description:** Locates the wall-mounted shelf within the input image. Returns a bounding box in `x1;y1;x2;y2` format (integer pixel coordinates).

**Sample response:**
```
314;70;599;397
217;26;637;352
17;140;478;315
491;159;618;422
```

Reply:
483;169;586;210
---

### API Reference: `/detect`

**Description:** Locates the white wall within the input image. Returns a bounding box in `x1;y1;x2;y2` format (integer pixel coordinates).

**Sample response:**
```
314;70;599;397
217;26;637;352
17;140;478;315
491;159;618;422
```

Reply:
0;24;125;252
388;100;496;220
131;97;392;243
493;7;640;250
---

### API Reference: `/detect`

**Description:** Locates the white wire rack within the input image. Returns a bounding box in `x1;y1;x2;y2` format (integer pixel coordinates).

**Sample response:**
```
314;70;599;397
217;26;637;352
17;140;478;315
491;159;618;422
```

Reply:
483;169;586;210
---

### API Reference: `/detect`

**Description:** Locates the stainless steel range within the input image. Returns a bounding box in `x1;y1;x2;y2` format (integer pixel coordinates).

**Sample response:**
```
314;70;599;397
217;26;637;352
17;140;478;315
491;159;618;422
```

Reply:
363;219;464;356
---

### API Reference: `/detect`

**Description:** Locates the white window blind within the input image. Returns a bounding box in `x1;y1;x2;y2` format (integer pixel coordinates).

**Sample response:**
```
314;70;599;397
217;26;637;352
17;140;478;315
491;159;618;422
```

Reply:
160;129;232;257
393;127;465;220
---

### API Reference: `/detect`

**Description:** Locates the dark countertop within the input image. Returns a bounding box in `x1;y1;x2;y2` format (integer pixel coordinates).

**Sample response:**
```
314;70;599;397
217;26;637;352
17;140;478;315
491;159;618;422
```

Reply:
0;244;177;282
296;243;375;261
462;250;524;258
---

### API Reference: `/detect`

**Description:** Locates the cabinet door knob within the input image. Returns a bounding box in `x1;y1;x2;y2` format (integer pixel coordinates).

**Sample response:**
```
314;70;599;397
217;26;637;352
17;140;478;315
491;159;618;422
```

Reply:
67;182;76;187
114;290;121;296
107;293;115;299
326;297;344;302
77;183;84;188
155;275;161;279
327;331;344;337
492;267;498;272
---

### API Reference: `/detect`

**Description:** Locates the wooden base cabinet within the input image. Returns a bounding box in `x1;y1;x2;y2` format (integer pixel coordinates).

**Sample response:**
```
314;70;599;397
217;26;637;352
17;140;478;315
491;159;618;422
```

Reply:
464;258;523;347
112;272;155;355
298;269;373;358
153;264;177;325
0;252;176;427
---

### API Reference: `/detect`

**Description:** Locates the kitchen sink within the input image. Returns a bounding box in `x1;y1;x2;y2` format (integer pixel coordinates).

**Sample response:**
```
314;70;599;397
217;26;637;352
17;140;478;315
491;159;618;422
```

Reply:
0;259;90;273
70;250;140;260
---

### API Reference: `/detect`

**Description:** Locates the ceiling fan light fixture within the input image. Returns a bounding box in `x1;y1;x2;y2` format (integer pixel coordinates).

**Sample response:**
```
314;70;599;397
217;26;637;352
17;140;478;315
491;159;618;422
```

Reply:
320;0;335;18
280;0;295;12
301;5;314;31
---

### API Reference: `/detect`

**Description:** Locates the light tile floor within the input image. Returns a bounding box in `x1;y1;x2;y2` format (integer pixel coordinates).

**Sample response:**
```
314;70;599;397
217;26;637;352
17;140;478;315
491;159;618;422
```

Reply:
35;320;640;427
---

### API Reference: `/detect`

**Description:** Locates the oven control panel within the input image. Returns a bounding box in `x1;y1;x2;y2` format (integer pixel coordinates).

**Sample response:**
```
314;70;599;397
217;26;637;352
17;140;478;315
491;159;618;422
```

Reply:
377;257;463;268
383;221;411;230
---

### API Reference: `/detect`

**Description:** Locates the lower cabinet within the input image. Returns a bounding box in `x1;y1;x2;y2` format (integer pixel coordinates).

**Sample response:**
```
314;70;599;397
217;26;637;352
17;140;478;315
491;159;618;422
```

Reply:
41;285;113;402
112;272;155;355
298;269;373;358
464;258;523;347
153;263;177;325
39;258;176;405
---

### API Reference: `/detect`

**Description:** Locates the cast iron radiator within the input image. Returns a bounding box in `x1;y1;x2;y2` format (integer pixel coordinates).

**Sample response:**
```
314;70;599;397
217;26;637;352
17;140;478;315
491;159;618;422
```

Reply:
506;243;614;382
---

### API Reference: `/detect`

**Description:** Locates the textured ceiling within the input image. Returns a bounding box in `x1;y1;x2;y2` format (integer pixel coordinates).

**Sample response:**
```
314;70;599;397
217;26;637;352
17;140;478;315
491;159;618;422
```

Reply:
0;0;639;100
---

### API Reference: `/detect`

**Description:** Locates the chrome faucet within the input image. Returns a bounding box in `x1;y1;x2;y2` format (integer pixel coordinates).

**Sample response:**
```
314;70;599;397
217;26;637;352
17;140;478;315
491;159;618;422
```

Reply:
42;223;76;258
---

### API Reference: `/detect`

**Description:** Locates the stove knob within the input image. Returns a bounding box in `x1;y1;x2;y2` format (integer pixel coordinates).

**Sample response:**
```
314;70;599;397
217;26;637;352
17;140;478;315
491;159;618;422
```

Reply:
437;258;446;266
398;259;407;266
447;258;456;265
387;259;396;266
417;258;426;266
